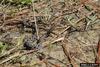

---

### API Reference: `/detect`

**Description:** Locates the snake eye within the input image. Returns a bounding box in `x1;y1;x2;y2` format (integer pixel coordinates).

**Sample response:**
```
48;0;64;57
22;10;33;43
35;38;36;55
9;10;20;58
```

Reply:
2;43;5;45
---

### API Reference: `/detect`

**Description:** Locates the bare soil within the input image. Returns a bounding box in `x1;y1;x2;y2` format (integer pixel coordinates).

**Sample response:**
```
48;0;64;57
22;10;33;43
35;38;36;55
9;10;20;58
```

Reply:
0;0;100;67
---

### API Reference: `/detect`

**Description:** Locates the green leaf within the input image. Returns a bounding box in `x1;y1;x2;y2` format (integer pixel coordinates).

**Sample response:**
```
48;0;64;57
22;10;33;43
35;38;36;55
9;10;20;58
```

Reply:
0;42;7;54
20;0;32;4
0;42;4;48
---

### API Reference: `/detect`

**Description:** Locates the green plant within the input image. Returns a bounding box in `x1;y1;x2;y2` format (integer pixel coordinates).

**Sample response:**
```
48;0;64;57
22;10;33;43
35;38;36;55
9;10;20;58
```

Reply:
0;0;32;6
0;42;7;54
20;0;32;4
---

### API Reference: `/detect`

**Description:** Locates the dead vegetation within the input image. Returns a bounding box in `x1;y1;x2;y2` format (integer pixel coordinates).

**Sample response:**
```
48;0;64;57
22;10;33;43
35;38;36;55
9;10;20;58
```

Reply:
0;0;100;67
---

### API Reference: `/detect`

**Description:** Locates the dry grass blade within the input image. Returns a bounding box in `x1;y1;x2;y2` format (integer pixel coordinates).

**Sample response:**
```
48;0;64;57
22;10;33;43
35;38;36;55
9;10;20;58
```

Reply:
51;37;64;44
0;49;37;65
0;51;20;64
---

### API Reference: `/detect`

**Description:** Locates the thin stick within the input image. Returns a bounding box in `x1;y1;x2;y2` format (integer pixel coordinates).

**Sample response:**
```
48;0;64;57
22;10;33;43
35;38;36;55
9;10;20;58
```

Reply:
32;0;39;40
96;38;100;63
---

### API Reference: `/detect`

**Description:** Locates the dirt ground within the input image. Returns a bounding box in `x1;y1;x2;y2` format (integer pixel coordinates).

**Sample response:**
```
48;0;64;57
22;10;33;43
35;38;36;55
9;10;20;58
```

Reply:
0;0;100;67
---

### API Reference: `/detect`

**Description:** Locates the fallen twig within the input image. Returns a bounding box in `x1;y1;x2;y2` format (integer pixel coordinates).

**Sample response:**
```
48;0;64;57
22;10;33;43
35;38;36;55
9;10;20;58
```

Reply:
95;38;100;63
0;49;37;65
